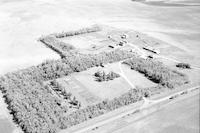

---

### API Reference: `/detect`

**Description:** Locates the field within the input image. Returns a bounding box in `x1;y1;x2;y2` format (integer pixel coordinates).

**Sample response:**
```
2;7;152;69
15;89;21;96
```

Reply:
59;32;106;49
55;62;129;105
57;76;101;107
56;60;158;104
72;65;131;100
121;64;157;88
112;90;200;133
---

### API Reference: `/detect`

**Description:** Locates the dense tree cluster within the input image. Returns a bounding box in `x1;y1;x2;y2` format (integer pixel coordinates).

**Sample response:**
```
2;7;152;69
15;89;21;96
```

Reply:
0;48;189;133
48;80;81;109
39;36;75;58
1;45;187;133
123;57;189;88
2;24;186;133
59;88;145;129
36;49;135;80
0;49;135;133
176;63;191;69
94;71;120;82
39;25;102;58
0;73;63;133
51;25;101;38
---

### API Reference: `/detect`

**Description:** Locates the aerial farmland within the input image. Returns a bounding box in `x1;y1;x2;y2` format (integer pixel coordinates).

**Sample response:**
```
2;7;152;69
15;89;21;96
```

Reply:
0;0;199;133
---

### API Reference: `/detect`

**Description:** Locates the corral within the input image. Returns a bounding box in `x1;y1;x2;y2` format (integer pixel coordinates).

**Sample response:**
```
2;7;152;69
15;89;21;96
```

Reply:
39;25;170;57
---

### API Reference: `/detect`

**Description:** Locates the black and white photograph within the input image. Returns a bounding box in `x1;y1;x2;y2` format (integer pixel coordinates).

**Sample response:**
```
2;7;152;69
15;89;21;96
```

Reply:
0;0;199;133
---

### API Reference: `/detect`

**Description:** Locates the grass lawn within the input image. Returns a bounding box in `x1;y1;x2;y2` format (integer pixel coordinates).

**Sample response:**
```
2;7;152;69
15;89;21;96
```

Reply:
121;64;157;88
57;77;101;107
59;30;107;49
72;66;132;100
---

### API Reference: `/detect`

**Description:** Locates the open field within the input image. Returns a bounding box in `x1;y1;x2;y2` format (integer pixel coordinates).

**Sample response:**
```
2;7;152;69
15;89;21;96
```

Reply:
141;0;200;6
57;76;101;107
68;61;157;101
72;68;131;100
59;31;106;49
112;90;200;133
50;60;158;108
121;64;157;88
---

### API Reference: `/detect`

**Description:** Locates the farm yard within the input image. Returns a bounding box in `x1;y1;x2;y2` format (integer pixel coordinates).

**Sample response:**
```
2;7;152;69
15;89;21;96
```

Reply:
40;23;199;72
39;24;175;57
0;0;199;133
0;23;199;133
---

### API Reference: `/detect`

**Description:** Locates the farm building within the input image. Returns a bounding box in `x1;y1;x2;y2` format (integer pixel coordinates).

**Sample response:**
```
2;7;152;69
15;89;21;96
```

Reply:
108;44;116;48
121;34;129;39
143;46;160;54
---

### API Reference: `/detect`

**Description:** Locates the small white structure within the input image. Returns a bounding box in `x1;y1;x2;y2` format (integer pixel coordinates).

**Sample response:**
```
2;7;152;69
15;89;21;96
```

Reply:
121;34;129;39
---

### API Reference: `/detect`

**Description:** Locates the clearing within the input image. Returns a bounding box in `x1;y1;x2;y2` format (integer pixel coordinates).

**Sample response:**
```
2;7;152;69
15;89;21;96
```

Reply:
120;64;157;88
72;66;131;100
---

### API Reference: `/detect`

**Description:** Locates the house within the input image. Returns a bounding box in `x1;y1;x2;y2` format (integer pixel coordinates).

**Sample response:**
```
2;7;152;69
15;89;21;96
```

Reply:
119;41;124;46
118;40;127;46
